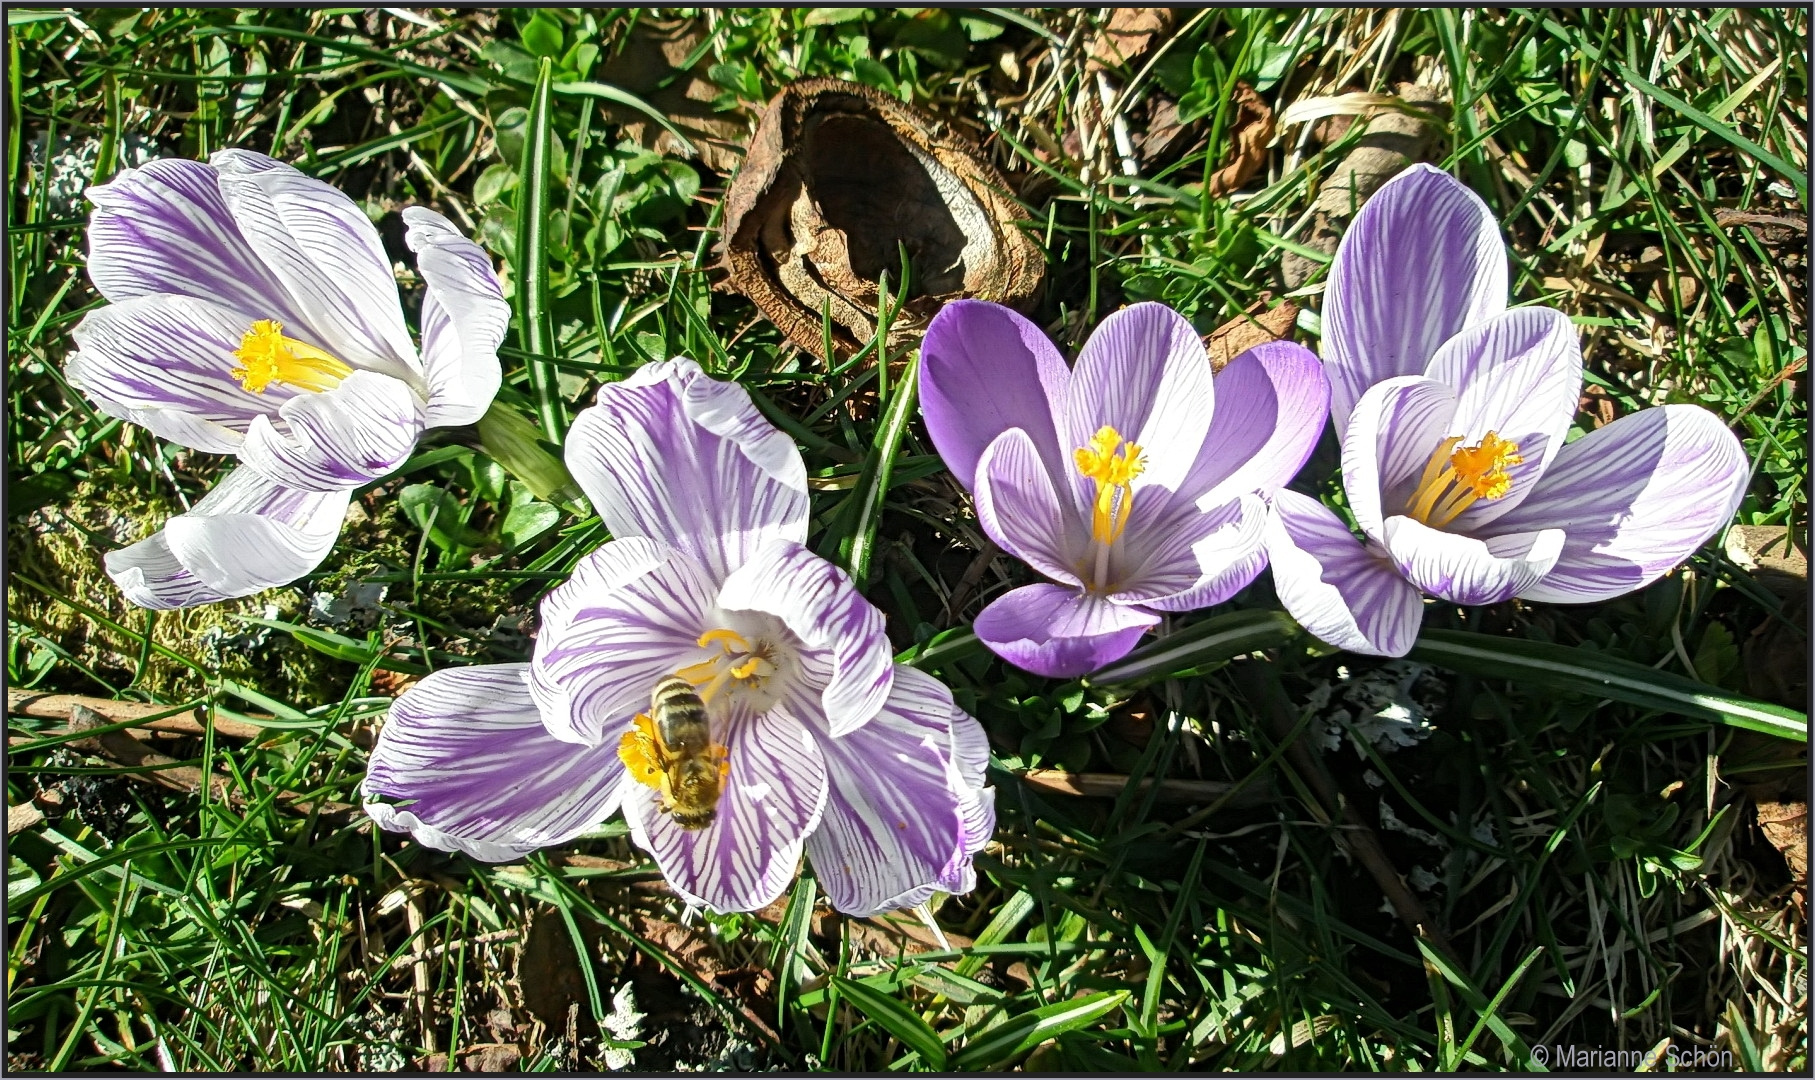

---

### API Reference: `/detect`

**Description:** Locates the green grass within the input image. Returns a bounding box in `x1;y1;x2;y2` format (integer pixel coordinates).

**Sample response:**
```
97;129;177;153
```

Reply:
6;7;1807;1073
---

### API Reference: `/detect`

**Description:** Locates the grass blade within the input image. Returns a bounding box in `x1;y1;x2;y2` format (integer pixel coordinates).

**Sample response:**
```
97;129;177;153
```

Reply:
830;975;947;1070
516;56;564;442
1085;610;1301;685
950;989;1130;1069
833;353;919;590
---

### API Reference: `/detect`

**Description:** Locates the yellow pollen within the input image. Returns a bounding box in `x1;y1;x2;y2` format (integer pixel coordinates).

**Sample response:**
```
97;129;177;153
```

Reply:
1406;431;1525;528
231;319;353;394
1073;425;1146;546
682;628;776;703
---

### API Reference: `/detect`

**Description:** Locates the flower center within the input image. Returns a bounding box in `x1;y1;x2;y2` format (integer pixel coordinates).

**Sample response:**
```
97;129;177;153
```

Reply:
231;319;352;394
675;627;781;707
1405;431;1525;528
1074;424;1145;589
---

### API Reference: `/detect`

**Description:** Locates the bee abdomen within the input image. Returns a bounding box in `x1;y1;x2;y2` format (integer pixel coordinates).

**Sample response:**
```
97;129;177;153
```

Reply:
650;676;711;750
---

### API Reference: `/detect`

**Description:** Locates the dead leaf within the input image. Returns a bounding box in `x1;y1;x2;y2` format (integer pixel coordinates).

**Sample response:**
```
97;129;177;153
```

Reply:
1206;82;1276;199
1086;9;1174;74
1724;525;1808;599
595;19;749;173
1754;799;1808;887
1205;299;1298;370
460;1045;522;1073
719;79;1045;362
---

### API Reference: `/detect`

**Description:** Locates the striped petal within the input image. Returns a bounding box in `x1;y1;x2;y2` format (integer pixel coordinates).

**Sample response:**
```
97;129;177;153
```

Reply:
919;299;1072;492
84;157;308;327
1177;341;1332;508
405;207;507;428
103;466;349;609
531;538;717;746
240;370;426;492
1265;489;1424;658
210;149;419;378
1424;306;1584;530
1382;515;1566;607
1489;405;1750;603
973;583;1160;679
1341;376;1457;542
1324;164;1508;433
67;294;291;454
624;700;828;914
567;357;809;582
1112;492;1269;607
716;540;894;737
805;666;995;916
974;427;1087;588
363;664;626;862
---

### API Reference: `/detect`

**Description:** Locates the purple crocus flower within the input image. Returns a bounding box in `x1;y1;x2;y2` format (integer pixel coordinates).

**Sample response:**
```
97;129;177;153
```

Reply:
364;358;995;916
919;300;1330;678
67;150;507;608
1265;164;1750;657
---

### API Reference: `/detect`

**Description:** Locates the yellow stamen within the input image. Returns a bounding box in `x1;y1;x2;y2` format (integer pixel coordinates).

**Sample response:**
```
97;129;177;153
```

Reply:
231;319;352;394
1073;424;1146;546
1405;431;1525;529
682;627;776;703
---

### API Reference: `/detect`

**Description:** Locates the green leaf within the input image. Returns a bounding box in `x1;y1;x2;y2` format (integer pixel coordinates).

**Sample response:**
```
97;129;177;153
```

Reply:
400;483;485;553
520;12;564;59
832;353;920;589
475;401;585;513
549;81;698;156
1085;610;1302;685
516;57;563;442
501;496;561;550
830;975;947;1070
804;7;868;27
1409;629;1806;741
951;990;1131;1069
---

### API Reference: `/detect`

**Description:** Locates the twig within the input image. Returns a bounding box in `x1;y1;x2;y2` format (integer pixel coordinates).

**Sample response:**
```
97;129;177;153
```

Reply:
1019;768;1273;807
7;687;374;748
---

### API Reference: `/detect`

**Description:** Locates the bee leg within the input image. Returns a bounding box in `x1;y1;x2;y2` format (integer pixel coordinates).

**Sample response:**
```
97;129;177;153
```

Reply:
616;714;668;797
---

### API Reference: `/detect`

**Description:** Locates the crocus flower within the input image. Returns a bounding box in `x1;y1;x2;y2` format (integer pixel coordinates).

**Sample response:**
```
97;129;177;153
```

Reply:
919;300;1330;678
67;149;507;608
364;358;995;916
1265;164;1750;657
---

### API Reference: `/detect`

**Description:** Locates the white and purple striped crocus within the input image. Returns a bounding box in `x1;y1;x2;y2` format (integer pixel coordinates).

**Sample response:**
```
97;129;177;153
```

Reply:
1265;164;1750;657
364;358;995;917
919;301;1331;678
67;149;507;608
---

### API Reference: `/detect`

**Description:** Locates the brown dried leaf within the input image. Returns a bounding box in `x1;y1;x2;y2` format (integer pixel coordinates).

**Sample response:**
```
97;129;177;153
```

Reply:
1206;82;1276;200
1206;300;1299;370
595;19;748;173
720;79;1045;361
1087;8;1175;73
1755;800;1808;886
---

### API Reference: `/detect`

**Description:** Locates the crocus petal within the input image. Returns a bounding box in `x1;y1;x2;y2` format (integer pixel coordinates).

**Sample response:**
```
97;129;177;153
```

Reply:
973;428;1087;588
84;157;307;327
210;149;419;377
67;294;290;454
1062;302;1215;501
1382;515;1565;606
1112;493;1269;607
1488;405;1750;603
405;207;506;428
363;665;626;862
1176;341;1332;508
805;666;995;916
240;370;427;492
918;299;1071;492
1424;306;1584;530
531;537;717;746
103;467;349;609
1341;376;1458;541
716;540;894;737
624;701;828;914
1265;489;1425;658
567;357;809;582
973;583;1160;679
1324;163;1508;432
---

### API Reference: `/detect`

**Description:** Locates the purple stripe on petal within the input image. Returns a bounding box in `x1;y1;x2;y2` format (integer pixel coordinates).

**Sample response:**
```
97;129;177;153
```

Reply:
85;158;307;324
1381;515;1564;606
1340;376;1457;542
1113;493;1268;607
240;370;426;492
973;582;1159;679
1490;405;1750;603
625;701;827;914
1265;489;1424;657
1178;341;1332;507
919;300;1071;492
405;207;506;429
104;467;350;609
1062;302;1216;504
567;357;808;581
364;664;627;862
804;666;993;916
716;540;894;736
974;428;1088;588
1324;164;1508;433
532;539;717;746
211;150;419;376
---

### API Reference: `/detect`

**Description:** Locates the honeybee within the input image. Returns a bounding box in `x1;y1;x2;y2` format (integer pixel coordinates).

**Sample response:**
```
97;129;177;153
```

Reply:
618;676;730;830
